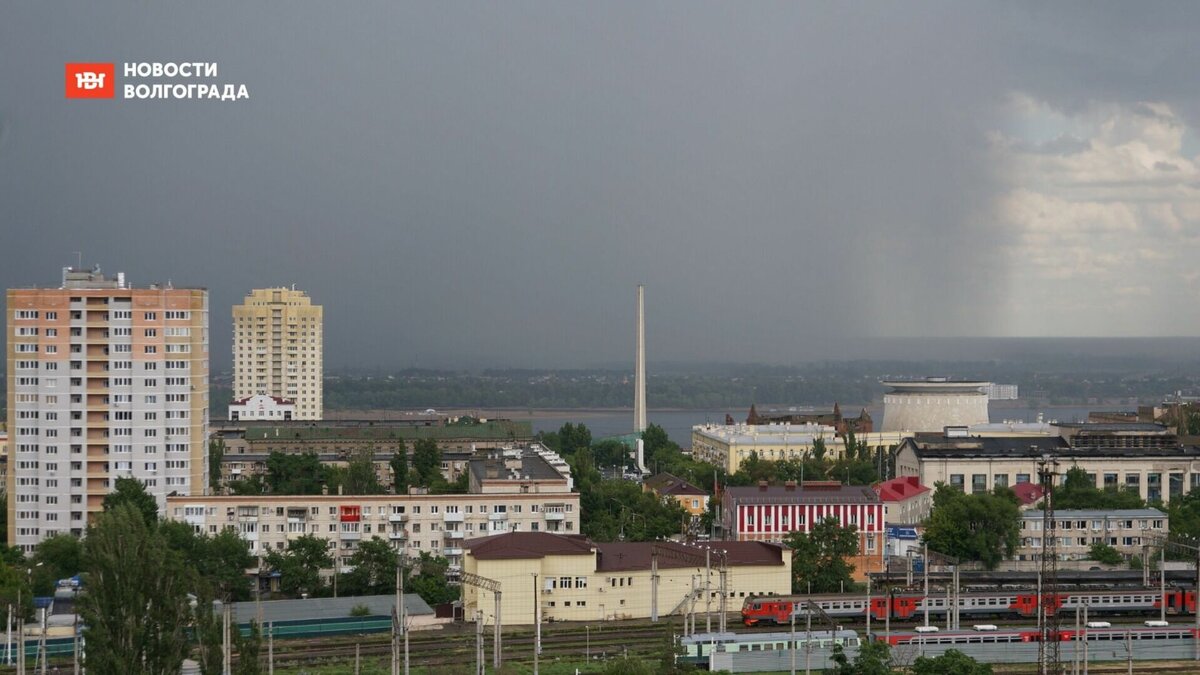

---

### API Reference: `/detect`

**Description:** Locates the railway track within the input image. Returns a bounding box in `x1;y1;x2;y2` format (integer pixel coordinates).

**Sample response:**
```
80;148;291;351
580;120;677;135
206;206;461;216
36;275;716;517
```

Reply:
269;626;673;669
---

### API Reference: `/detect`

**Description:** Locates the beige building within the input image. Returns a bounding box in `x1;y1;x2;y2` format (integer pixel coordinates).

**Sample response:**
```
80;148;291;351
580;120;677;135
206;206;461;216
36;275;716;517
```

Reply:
462;532;791;625
168;447;577;576
7;266;209;549
1016;509;1167;562
895;430;1200;503
692;424;844;474
232;288;323;420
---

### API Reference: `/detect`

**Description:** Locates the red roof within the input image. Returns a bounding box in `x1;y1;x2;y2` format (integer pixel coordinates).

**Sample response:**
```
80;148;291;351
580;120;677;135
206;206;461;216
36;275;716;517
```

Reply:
873;476;930;502
1011;482;1045;506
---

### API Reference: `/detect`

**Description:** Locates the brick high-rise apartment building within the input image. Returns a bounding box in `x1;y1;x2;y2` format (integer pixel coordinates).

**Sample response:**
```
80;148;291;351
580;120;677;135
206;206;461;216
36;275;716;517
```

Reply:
6;266;209;550
232;288;323;420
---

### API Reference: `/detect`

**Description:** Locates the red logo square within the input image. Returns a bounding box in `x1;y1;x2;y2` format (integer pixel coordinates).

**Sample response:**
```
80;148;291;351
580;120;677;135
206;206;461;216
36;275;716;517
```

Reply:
65;63;115;99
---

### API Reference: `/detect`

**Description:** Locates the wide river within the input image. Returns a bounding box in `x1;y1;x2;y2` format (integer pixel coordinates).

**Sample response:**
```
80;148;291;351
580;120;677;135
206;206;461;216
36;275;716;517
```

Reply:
507;404;1126;447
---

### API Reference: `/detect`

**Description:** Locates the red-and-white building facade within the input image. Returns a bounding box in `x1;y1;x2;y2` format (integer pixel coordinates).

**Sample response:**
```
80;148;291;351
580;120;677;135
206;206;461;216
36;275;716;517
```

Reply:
721;481;886;579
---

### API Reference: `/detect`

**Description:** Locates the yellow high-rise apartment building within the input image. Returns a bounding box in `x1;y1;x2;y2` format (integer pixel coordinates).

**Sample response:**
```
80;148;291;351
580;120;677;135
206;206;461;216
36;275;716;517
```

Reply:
6;266;209;550
232;288;323;420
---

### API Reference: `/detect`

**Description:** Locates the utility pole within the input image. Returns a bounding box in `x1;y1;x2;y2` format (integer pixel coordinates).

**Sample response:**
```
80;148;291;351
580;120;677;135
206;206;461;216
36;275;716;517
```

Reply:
475;610;483;675
268;622;274;675
789;612;796;675
1161;547;1167;624
1082;605;1089;675
804;600;812;675
922;542;929;627
533;573;540;675
650;548;659;622
459;571;503;671
704;548;712;633
1038;453;1062;675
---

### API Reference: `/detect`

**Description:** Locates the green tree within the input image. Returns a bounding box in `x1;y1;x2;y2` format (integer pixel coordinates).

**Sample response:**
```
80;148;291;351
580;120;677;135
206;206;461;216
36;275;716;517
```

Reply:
390;440;409;494
341;537;398;596
191;589;224;675
102;476;160;527
264;452;328;495
1088;542;1124;566
784;517;859;593
1166;490;1200;552
341;447;384;495
208;438;226;492
911;649;993;674
923;485;1021;569
406;553;460;606
264;534;331;598
227;476;266;496
79;503;194;674
31;534;83;594
829;639;890;675
411;439;442;487
1055;466;1145;510
234;620;262;675
0;563;34;622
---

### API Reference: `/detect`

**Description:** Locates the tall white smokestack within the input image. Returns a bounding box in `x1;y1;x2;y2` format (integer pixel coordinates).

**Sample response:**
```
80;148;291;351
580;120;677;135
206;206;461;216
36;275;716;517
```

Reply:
635;284;647;433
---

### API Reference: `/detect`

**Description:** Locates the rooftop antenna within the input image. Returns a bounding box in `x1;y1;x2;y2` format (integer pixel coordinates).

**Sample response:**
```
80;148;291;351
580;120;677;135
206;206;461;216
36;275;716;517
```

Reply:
73;251;82;270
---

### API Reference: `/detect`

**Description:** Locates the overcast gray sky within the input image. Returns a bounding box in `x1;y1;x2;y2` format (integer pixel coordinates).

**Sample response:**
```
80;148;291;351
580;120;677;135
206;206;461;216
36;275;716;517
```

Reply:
4;2;1200;370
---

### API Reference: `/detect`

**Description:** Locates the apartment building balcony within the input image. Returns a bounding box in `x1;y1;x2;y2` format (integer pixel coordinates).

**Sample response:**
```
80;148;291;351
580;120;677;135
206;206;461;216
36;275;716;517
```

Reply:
388;513;409;523
444;530;465;540
543;511;566;522
388;529;408;541
443;512;465;523
443;547;463;556
488;512;509;521
340;529;362;541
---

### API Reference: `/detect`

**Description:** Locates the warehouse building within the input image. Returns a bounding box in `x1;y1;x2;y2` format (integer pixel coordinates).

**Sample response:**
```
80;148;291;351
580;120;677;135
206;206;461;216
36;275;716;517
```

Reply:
461;532;790;625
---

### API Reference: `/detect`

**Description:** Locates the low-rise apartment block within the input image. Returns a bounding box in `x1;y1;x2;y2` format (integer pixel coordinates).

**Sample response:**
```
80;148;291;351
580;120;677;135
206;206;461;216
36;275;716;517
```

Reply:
168;448;577;576
1016;509;1168;562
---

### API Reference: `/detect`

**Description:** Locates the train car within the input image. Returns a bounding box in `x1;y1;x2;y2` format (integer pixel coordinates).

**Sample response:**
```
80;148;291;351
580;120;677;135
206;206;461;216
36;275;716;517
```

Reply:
678;629;861;667
742;588;1197;626
881;624;1200;647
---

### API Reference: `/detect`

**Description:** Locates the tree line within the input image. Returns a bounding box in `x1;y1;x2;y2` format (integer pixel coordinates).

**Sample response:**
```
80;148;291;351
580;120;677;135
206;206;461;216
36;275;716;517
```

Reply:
220;438;466;497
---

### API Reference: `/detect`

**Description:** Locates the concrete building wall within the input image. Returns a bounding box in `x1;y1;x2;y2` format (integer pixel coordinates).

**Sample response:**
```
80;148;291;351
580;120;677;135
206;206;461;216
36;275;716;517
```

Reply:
8;273;209;550
462;551;791;625
166;491;579;573
691;424;844;474
896;446;1197;503
1016;510;1167;562
232;288;323;420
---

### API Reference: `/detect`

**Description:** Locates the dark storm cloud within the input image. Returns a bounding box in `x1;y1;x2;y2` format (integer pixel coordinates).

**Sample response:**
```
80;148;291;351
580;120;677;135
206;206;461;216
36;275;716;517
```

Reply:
2;2;1199;369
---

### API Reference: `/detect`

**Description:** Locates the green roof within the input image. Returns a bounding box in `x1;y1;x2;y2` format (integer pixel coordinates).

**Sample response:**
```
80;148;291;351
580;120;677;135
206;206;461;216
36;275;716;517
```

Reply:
243;420;532;442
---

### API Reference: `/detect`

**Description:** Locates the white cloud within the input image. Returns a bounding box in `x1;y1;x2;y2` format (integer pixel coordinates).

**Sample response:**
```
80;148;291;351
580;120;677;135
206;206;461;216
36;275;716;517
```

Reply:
990;94;1200;335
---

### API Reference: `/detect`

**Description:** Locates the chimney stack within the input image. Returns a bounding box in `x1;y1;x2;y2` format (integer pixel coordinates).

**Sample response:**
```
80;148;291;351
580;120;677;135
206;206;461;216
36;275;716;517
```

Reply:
757;480;769;491
634;284;647;433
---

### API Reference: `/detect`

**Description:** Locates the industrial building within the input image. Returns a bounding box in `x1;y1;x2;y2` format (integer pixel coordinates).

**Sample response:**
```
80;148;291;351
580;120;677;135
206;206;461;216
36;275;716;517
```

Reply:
461;531;791;625
6;266;209;550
